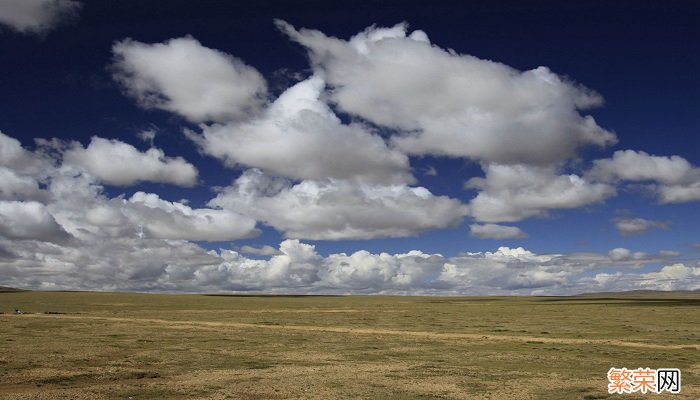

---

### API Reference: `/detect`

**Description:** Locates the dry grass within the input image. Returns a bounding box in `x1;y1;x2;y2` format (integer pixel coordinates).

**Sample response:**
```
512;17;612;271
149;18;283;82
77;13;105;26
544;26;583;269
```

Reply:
1;291;698;399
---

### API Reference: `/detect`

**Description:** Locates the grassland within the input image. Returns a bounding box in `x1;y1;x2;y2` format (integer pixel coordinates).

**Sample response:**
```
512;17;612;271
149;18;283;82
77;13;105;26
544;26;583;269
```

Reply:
1;291;698;399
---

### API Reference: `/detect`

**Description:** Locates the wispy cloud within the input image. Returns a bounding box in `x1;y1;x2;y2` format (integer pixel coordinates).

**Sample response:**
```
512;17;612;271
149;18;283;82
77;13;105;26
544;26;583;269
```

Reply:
0;0;81;34
469;223;526;239
613;217;670;236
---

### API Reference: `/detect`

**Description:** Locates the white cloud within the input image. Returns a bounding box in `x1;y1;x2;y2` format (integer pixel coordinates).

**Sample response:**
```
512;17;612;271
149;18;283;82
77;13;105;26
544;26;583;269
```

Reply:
112;36;267;123
0;131;31;165
196;239;323;290
613;217;669;236
2;24;696;295
0;167;45;201
0;237;224;291
0;132;52;201
607;247;650;262
0;200;70;242
590;150;700;203
608;247;632;261
188;76;412;184
0;0;80;34
439;248;567;292
63;136;198;187
591;150;696;184
0;226;689;294
441;247;675;293
422;166;438;177
107;24;626;229
126;192;258;241
210;169;468;240
0;132;258;243
637;264;700;291
319;249;445;291
239;245;281;257
0;131;49;175
277;20;616;165
590;263;700;293
466;164;615;223
41;167;259;243
469;223;526;239
656;185;700;204
137;128;157;145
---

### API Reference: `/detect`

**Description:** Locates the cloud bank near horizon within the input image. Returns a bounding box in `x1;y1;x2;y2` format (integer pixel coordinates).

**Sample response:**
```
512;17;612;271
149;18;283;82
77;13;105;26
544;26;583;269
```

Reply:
1;234;693;294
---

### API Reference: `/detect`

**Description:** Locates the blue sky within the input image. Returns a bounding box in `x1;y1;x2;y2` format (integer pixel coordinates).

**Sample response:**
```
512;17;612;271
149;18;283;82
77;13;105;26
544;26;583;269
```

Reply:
0;0;698;294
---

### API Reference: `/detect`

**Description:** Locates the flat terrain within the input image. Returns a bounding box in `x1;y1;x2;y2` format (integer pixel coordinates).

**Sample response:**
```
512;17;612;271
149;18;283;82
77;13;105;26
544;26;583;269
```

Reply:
1;292;698;399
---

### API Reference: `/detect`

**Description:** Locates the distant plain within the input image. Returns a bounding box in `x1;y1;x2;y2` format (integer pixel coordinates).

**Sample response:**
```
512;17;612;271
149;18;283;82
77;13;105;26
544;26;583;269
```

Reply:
1;290;698;399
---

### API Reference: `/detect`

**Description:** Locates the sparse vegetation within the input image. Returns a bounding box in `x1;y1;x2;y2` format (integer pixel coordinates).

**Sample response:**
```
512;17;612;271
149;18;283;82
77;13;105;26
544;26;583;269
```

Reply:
1;291;698;399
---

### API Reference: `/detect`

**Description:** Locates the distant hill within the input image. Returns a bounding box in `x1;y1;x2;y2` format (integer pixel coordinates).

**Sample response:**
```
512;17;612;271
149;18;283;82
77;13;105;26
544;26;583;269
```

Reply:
0;286;26;293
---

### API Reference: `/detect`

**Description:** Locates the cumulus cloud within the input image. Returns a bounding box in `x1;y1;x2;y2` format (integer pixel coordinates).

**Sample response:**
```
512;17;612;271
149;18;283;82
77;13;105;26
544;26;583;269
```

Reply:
319;249;446;291
62;136;198;187
469;223;526;239
637;264;700;291
613;217;669;236
607;247;651;262
107;23;626;235
0;132;52;201
590;150;700;203
590;263;700;293
210;169;467;240
466;164;615;222
0;131;33;165
40;166;258;243
0;132;258;243
277;20;616;165
590;150;697;184
126;192;258;241
0;0;80;34
0;237;223;291
3;23;695;295
197;240;323;290
440;247;566;291
0;131;49;175
188;76;412;184
0;168;45;201
112;36;267;123
0;200;71;242
0;220;689;293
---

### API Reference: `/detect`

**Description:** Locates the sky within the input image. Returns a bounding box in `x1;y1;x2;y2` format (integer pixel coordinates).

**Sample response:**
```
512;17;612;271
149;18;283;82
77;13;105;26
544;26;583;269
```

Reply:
0;0;699;294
